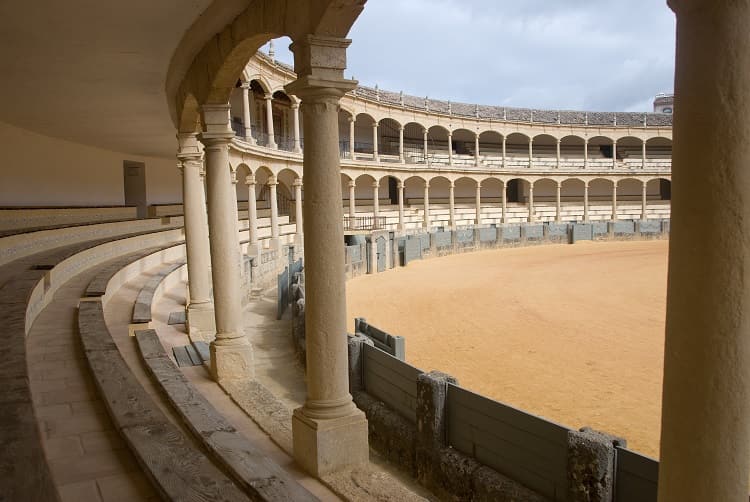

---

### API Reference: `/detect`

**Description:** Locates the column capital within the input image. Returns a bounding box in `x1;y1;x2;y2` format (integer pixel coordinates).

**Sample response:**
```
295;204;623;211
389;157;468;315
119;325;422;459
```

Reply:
290;101;300;110
476;182;482;189
240;81;251;90
264;93;273;101
371;181;379;188
397;181;404;190
267;176;278;186
399;125;404;132
372;122;379;129
424;182;430;189
285;36;357;101
176;132;203;160
245;174;256;186
449;181;455;188
348;180;356;188
199;104;234;143
293;177;303;187
348;116;355;123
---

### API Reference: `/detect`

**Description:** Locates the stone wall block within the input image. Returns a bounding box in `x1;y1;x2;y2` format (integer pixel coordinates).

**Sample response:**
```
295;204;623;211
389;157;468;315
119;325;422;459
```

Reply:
347;333;374;393
567;427;625;502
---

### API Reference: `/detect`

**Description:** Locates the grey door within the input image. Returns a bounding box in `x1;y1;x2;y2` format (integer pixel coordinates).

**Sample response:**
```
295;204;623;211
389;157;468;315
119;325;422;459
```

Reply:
376;236;386;272
123;161;147;218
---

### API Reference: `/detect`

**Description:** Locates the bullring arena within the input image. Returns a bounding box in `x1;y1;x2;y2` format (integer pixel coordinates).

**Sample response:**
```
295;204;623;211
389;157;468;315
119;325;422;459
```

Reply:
1;2;749;502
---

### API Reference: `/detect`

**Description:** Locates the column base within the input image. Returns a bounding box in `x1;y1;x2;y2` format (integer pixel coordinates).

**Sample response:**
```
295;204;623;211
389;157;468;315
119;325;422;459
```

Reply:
186;302;215;342
292;407;369;477
210;338;254;383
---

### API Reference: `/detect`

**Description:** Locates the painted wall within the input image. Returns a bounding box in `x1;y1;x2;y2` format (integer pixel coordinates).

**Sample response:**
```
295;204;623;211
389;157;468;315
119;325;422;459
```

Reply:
0;120;180;207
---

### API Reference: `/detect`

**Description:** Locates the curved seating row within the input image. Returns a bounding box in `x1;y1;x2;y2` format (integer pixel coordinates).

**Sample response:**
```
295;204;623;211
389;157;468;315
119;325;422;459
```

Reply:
0;223;186;501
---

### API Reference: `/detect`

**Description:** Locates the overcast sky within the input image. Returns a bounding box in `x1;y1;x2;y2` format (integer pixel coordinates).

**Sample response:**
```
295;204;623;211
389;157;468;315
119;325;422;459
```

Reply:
266;1;675;112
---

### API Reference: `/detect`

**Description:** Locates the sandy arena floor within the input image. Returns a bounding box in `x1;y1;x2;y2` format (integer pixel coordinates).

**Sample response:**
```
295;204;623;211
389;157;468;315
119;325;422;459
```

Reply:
346;239;668;458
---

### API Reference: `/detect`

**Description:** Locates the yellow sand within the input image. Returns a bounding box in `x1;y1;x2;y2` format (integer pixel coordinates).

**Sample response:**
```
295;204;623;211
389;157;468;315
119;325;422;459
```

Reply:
346;240;668;458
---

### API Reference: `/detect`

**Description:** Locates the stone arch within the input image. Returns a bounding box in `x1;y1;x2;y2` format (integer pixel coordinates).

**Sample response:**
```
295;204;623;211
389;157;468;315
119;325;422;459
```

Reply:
617;177;643;202
561;177;586;202
403;122;426;163
587;136;616;160
532;178;558;203
429;176;452;204
616;136;644;162
505;132;531;159
588;177;615;202
647;177;672;201
560;135;586;162
478;131;503;161
452;128;476;157
378;118;402;158
532;134;557;159
505;177;526;203
354;113;376;155
170;0;366;132
404;175;428;204
235;163;252;202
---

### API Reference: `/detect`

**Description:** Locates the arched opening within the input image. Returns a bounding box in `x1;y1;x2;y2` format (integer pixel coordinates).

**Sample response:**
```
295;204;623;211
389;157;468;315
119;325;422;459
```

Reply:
248;79;271;143
353;174;377;207
560;135;586;168
616;136;644;163
426;126;450;165
532;134;558;159
338;109;354;159
271;90;294;151
617;178;643;202
404;176;427;206
276;168;297;217
452;129;477;163
587;136;615;168
505;133;531;168
506;178;524;203
588;178;615;220
354;113;376;156
378;118;402;161
478;131;504;167
429;176;452;227
403;122;425;164
533;178;558;203
646;137;673;169
454;177;477;207
235;164;252;204
561;178;586;221
648;177;672;201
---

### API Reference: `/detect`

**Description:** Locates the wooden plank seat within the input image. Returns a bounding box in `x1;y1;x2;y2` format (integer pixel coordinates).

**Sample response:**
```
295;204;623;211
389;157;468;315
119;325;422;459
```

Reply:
77;301;251;501
134;329;318;501
131;260;186;324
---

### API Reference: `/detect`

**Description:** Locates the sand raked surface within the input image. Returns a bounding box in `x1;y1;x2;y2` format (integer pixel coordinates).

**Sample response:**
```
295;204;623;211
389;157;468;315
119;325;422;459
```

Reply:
346;239;668;459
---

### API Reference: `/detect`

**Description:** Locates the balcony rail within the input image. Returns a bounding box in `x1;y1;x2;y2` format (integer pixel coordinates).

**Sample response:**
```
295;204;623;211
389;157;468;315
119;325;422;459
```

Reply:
343;215;387;231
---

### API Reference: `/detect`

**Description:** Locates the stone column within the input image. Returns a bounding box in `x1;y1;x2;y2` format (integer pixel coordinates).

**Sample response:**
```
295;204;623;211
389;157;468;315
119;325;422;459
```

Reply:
583;182;590;222
612;140;617;169
372;180;380;229
177;133;215;339
659;4;750;499
501;180;508;224
372;122;379;161
556;138;561;169
285;34;367;476
399;126;405;163
264;94;277;149
528;137;533;168
198;104;253;383
447;131;453;165
348;117;355;159
292;102;302;153
422;129;428;164
245;175;259;256
293;178;303;243
556;181;562;222
475;182;482;225
584;139;589;169
397;181;405;230
449;181;456;229
474;133;480;166
611;181;618;221
268;176;280;243
348;180;356;219
642;140;647;169
641;181;648;220
527;181;535;222
502;135;507;169
241;82;255;144
423;182;431;228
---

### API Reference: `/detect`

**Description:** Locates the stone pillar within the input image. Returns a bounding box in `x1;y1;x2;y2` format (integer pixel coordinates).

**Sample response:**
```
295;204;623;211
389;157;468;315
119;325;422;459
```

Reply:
397;181;405;231
372;122;379;161
474;133;480;166
642;140;647;169
658;4;750;500
292;102;302;153
268;176;280;242
241;83;255;144
528;137;533;168
475;182;482;225
449;181;456;229
556;181;562;223
584;139;589;169
422;129;428;164
264;94;277;149
612;140;617;169
177;133;215;339
348;117;355;159
447;131;453;165
527;181;535;222
501;180;508;224
583;182;590;222
423;182;431;228
399;126;405;163
556;138;561;168
293;178;303;242
348;180;356;219
611;181;618;221
285;34;368;477
502;136;507;169
641;181;648;220
245;175;259;256
199;104;253;383
372;181;380;229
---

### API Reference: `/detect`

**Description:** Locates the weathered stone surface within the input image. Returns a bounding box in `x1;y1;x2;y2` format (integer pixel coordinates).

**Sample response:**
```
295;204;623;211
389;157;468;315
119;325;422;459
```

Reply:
567;427;623;502
573;224;594;242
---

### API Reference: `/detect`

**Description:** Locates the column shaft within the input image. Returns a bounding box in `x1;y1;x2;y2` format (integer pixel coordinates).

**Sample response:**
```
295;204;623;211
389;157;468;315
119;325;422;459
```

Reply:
555;183;562;222
612;140;617;169
399;126;405;163
397;182;405;230
292;104;302;153
611;182;618;221
294;179;303;236
641;182;648;219
372;182;380;229
265;95;277;149
449;183;456;229
348;181;356;219
501;181;507;224
423;129;428;164
659;4;750;499
423;183;431;228
528;138;533;168
642;141;647;169
502;136;507;169
556;139;561;168
269;178;279;240
241;84;254;143
583;183;589;222
246;177;258;247
448;133;453;165
584;140;589;169
527;183;535;222
474;134;480;166
475;184;482;225
349;118;355;159
372;123;379;161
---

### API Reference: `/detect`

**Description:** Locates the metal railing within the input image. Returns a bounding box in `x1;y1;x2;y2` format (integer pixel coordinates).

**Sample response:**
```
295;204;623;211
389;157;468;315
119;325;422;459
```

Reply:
343;215;387;231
